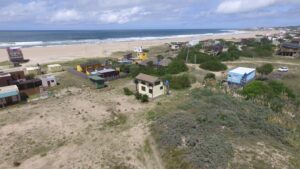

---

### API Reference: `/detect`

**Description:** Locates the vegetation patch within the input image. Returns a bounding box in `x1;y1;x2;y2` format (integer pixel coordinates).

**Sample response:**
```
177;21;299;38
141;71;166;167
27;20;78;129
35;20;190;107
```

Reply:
200;60;227;71
151;88;300;169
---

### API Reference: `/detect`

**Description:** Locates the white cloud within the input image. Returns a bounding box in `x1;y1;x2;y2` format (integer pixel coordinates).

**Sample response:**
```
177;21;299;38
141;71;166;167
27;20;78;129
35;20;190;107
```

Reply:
216;0;279;13
50;9;82;23
98;7;149;24
0;1;46;21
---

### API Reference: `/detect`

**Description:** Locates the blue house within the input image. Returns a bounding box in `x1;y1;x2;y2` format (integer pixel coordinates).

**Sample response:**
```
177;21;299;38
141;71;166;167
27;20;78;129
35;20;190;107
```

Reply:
227;67;256;86
0;85;20;107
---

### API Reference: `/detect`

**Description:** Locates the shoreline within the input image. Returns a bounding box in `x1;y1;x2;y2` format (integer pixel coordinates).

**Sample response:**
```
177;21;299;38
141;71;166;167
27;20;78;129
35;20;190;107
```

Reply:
0;30;279;67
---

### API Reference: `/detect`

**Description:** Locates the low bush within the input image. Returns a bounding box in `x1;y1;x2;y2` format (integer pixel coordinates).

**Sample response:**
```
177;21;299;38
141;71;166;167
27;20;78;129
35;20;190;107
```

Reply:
141;94;149;103
135;93;142;100
164;74;191;90
200;60;227;71
204;73;216;80
256;64;274;76
123;87;134;96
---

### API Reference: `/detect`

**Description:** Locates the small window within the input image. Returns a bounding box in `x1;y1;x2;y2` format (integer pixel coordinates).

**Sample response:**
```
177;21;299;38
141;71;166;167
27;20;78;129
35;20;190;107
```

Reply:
149;89;153;94
155;81;160;86
51;80;55;83
149;83;153;87
160;86;163;90
142;86;146;91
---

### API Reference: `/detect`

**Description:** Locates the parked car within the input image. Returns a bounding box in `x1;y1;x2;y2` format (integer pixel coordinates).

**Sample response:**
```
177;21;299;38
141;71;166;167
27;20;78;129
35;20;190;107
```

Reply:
278;67;289;72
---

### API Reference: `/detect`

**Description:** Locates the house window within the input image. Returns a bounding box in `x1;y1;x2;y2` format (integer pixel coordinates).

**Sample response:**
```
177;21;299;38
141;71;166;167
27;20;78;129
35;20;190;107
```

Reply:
141;81;146;85
142;86;146;91
160;86;163;90
51;80;55;83
155;81;160;86
149;89;153;94
149;83;153;87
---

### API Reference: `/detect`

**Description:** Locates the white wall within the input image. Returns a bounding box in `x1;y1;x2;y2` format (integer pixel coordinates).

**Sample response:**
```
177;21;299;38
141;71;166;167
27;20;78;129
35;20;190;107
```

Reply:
137;81;164;98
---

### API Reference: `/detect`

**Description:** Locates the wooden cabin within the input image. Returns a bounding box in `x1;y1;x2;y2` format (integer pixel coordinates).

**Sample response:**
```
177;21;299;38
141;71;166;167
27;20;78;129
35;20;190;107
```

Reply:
39;75;57;88
89;75;105;89
16;79;42;97
47;64;63;73
278;43;300;57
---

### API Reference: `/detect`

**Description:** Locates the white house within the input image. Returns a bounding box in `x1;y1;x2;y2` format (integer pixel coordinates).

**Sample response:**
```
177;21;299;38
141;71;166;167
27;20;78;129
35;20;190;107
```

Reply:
26;66;41;75
47;64;63;73
135;73;165;98
39;75;57;87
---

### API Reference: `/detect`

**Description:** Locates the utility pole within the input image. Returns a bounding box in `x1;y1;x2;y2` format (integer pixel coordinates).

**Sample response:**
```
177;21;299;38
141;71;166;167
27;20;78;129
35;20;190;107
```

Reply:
185;46;190;63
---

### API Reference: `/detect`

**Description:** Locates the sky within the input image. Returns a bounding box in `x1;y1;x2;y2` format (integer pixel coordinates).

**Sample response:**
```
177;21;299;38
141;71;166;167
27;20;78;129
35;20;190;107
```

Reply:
0;0;300;30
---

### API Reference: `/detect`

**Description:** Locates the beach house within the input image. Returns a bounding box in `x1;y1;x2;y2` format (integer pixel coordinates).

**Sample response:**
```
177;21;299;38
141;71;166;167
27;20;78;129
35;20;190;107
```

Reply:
0;85;20;107
277;43;300;58
0;69;26;87
26;66;42;75
227;67;256;86
16;79;42;96
39;75;57;88
135;73;165;98
76;62;103;75
47;64;63;73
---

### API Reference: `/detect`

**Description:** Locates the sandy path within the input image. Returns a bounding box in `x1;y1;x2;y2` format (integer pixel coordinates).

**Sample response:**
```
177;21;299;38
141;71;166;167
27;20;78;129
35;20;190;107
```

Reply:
0;30;279;66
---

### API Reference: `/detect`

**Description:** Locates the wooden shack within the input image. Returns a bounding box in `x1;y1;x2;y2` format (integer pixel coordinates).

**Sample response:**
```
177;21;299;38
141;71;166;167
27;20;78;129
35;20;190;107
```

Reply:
47;64;63;73
16;79;42;96
135;73;165;98
89;76;105;89
76;62;103;75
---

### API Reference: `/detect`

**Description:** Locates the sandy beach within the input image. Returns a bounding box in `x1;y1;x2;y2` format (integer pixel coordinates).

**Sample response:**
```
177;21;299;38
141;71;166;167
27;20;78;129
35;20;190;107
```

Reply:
0;30;278;66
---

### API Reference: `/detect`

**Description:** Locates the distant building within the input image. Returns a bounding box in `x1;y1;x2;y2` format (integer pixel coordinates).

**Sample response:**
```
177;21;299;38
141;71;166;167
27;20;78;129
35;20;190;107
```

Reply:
47;64;63;73
0;85;20;107
135;73;165;98
39;75;57;88
0;69;25;87
89;75;105;89
76;62;103;75
91;68;120;80
277;43;300;57
16;79;42;97
26;67;42;75
6;47;24;63
227;67;256;86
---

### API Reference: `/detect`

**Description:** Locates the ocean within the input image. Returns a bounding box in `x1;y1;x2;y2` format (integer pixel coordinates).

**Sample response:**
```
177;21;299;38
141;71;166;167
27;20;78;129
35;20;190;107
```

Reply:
0;29;242;48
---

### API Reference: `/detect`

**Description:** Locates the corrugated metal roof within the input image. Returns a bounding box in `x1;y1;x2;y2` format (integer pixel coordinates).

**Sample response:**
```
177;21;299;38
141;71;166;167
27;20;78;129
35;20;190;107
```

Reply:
282;43;300;49
229;67;255;74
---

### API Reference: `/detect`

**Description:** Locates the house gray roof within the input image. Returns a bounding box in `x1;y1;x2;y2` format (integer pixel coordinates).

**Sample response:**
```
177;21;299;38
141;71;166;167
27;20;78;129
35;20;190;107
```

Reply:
135;73;160;84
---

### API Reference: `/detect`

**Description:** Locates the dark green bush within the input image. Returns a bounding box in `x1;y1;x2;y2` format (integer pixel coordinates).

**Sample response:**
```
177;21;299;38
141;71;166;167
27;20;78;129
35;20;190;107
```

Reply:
204;73;216;80
135;93;142;100
256;64;274;76
166;59;188;74
164;74;191;90
123;87;133;96
141;94;149;103
200;60;227;71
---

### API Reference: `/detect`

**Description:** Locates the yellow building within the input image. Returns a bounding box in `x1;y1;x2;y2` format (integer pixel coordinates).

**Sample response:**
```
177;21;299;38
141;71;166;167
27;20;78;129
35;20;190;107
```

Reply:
76;62;103;75
137;52;148;61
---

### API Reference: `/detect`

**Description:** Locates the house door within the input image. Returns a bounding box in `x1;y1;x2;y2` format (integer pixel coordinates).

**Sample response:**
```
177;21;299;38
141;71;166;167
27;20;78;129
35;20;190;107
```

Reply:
47;81;51;87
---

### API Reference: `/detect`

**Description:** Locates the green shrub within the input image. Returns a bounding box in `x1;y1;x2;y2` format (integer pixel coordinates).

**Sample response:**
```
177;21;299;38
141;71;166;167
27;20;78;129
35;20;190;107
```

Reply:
204;73;216;80
135;93;142;100
123;87;133;96
141;94;149;103
166;59;188;74
164;74;191;90
200;60;227;71
256;64;274;76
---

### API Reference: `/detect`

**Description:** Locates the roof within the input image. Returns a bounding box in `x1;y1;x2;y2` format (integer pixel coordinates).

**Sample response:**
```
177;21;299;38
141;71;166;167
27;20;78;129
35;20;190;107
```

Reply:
89;75;104;81
26;67;40;71
2;68;25;73
97;68;116;74
0;85;19;98
282;43;300;49
0;73;11;78
135;73;160;84
229;67;256;75
47;64;62;68
39;75;55;80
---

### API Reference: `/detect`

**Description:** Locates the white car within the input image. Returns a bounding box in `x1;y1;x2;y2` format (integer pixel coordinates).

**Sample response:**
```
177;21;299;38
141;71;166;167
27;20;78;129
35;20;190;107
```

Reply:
278;67;289;72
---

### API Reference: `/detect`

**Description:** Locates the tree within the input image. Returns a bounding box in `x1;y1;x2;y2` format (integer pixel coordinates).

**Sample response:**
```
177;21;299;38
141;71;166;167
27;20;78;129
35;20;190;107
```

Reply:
167;59;188;74
256;64;274;76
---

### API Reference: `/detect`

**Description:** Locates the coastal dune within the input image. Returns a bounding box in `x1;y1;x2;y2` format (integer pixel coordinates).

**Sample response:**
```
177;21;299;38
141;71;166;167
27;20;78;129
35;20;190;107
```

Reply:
0;30;278;66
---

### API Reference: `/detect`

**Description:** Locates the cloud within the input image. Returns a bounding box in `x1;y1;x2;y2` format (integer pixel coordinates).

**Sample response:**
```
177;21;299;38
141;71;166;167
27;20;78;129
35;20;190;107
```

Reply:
0;1;46;21
98;7;149;24
216;0;279;13
50;9;82;23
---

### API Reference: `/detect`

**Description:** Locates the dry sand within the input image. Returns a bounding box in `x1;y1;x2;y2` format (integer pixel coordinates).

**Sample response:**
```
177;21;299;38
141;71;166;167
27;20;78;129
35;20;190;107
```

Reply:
0;30;279;66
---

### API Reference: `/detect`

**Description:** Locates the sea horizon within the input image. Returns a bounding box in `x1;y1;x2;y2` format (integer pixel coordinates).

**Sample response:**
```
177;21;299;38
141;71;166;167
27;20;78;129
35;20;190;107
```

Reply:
0;29;246;48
